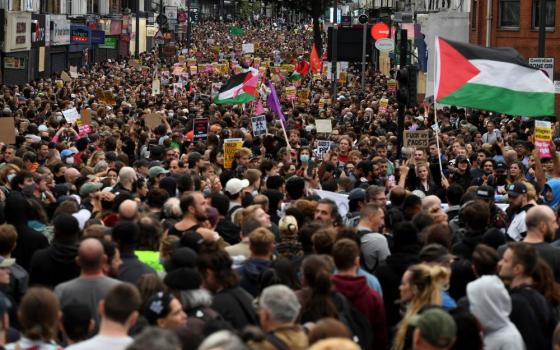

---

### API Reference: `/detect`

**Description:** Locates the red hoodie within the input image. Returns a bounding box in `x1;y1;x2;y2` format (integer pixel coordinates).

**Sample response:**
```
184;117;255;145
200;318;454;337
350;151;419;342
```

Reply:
332;274;388;350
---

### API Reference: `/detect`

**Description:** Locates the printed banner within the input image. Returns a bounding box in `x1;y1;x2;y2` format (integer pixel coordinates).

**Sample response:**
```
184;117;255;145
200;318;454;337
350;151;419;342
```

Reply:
193;118;209;141
535;120;553;158
224;138;243;169
251;115;267;137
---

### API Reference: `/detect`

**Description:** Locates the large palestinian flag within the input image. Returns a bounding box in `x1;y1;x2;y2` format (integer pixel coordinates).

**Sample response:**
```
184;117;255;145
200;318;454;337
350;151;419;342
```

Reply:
214;71;259;105
435;37;555;117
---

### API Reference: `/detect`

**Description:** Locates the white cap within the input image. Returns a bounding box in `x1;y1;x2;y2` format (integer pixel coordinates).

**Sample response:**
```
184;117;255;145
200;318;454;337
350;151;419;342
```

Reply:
225;178;250;195
38;125;48;132
414;116;424;122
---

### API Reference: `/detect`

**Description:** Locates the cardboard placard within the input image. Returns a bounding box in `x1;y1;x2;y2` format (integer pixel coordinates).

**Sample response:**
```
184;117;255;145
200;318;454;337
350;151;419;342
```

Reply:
69;66;78;78
298;89;310;103
535;120;552;158
223;138;243;169
145;113;162;130
61;71;72;82
152;79;161;96
404;130;430;148
193;118;209;141
80;108;91;125
315;119;333;133
242;43;254;54
0;118;16;144
62;108;80;124
251;116;267;137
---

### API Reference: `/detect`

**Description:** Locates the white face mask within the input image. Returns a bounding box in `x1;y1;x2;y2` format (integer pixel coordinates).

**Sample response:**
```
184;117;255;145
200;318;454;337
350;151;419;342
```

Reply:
65;157;74;165
7;173;15;183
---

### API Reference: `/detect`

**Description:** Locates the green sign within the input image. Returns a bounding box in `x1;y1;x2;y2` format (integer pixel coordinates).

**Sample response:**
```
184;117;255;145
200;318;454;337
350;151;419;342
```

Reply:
98;37;118;49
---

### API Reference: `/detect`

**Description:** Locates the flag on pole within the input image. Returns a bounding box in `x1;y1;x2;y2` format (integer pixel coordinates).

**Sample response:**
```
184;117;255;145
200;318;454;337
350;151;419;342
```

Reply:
214;71;259;105
310;44;322;73
288;60;310;81
435;37;555;117
267;81;287;129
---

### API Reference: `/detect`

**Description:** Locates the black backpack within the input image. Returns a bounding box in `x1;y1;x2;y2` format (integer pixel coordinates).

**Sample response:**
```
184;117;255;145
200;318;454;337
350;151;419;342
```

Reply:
335;292;374;350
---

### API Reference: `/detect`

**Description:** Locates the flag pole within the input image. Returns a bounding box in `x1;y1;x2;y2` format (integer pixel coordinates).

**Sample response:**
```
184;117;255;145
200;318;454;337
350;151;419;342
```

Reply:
433;37;444;176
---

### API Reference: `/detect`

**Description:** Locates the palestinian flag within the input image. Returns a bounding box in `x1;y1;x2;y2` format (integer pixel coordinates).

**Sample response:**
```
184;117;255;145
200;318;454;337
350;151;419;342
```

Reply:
288;60;310;81
214;71;259;105
435;37;555;117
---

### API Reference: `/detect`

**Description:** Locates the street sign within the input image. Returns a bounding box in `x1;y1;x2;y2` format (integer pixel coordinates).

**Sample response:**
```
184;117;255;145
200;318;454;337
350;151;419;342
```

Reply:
358;14;368;24
371;22;390;40
156;14;168;26
375;38;395;52
528;57;554;81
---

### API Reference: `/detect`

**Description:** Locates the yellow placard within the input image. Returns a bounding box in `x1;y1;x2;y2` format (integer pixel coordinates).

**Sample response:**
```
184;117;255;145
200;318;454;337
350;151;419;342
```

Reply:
285;86;297;100
190;65;198;75
224;138;243;169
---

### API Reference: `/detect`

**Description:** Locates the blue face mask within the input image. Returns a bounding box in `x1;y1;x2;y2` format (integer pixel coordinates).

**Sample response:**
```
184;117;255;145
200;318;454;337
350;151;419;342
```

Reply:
300;155;310;163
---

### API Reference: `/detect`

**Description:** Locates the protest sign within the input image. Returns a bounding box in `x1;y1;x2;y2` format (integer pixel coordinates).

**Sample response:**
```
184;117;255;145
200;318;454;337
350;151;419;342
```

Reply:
145;113;162;130
189;65;198;75
251;116;267;137
535;120;552;158
80;108;91;125
152;79;161;96
285;86;297;101
379;98;389;113
0;118;16;144
69;66;78;78
317;140;331;159
224;138;243;169
242;43;254;54
78;124;91;137
315;190;349;217
298;89;310;103
62;108;80;124
315;119;332;133
193;118;209;141
61;71;72;82
404;130;430;148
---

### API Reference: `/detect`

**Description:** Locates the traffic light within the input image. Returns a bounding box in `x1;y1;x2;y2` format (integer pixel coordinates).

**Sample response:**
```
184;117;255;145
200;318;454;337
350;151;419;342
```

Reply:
396;65;418;106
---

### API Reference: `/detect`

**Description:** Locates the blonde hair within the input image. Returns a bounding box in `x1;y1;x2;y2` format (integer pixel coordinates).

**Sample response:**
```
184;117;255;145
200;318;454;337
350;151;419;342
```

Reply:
392;264;450;350
308;338;360;350
279;215;298;237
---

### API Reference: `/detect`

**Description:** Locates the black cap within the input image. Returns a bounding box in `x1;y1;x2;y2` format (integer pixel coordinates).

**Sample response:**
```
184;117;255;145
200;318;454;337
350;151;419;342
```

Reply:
455;155;468;163
348;188;366;201
164;247;198;272
507;182;527;197
495;161;507;170
476;185;495;200
164;267;202;291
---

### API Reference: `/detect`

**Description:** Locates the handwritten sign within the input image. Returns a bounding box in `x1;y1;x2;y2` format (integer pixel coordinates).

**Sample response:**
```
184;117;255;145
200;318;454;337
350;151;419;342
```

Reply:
317;140;331;160
251;116;267;137
315;119;332;133
152;79;160;96
404;130;430;148
242;43;254;54
62;108;80;125
535;120;552;158
224;138;243;169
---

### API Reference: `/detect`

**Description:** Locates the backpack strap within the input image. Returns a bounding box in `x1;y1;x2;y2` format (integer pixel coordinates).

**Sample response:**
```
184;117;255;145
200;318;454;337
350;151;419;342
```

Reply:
263;332;290;350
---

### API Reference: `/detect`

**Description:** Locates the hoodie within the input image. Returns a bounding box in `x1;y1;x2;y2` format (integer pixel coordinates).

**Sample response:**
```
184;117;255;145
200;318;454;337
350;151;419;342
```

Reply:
29;242;80;289
466;276;525;350
215;219;241;245
331;274;388;350
236;258;272;297
544;178;560;209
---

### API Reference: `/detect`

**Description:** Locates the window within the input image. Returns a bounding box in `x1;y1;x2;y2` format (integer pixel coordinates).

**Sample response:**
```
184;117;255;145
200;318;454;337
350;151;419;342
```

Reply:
471;0;478;30
532;0;555;29
499;0;520;28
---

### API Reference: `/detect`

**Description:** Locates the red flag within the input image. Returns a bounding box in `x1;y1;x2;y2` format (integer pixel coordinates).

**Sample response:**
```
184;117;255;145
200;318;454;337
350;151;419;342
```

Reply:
310;44;322;73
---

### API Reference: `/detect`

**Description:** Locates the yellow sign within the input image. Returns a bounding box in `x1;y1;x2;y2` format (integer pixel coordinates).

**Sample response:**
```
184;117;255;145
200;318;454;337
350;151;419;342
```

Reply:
285;86;297;100
224;138;243;169
189;65;198;75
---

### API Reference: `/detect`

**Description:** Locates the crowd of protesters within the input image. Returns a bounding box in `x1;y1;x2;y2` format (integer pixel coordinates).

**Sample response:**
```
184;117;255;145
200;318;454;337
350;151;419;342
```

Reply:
0;16;558;350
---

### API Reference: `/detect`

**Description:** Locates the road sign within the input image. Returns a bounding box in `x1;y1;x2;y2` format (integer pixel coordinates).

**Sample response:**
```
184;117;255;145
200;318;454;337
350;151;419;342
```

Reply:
528;57;554;81
358;14;368;24
156;14;168;26
375;38;395;52
371;22;390;40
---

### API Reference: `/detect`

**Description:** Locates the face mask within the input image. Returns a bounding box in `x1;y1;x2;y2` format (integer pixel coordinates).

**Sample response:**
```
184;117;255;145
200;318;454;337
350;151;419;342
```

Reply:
168;112;174;117
65;157;74;165
300;155;310;163
387;144;393;151
7;173;15;183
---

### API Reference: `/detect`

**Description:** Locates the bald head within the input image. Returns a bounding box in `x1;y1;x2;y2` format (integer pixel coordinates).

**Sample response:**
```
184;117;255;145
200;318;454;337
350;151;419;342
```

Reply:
78;238;105;273
119;200;138;220
422;195;442;211
64;167;81;184
526;205;556;230
118;166;136;186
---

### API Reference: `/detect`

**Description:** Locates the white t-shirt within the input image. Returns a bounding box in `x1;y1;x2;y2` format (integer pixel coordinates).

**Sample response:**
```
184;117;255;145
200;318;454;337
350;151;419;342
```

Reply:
65;335;133;350
507;211;527;241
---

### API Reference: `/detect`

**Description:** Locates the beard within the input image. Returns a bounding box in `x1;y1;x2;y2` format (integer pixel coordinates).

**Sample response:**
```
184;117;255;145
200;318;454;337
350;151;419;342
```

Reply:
195;210;208;222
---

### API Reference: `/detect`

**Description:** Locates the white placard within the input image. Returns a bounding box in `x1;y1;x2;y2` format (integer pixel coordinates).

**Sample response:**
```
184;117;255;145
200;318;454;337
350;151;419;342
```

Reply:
242;43;254;54
251;115;267;137
554;81;560;94
315;190;349;217
529;57;554;81
315;119;333;133
62;108;79;124
152;79;160;96
316;140;331;159
69;66;78;78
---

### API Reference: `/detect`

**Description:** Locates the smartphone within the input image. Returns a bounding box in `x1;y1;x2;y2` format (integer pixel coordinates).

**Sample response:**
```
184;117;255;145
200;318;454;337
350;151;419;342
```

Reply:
307;162;315;177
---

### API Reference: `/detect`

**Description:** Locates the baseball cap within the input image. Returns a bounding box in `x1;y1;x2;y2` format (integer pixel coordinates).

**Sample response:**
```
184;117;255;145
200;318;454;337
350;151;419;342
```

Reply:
409;308;457;348
0;256;14;268
507;182;527;198
455;155;468;164
476;185;495;200
60;149;76;158
143;292;173;325
148;166;169;179
419;244;456;264
225;178;250;195
79;182;103;197
348;188;366;201
495;161;507;171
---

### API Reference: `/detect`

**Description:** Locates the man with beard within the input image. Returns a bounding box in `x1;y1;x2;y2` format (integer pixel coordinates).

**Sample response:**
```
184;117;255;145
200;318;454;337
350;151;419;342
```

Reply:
523;205;560;281
168;192;215;251
506;182;533;241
